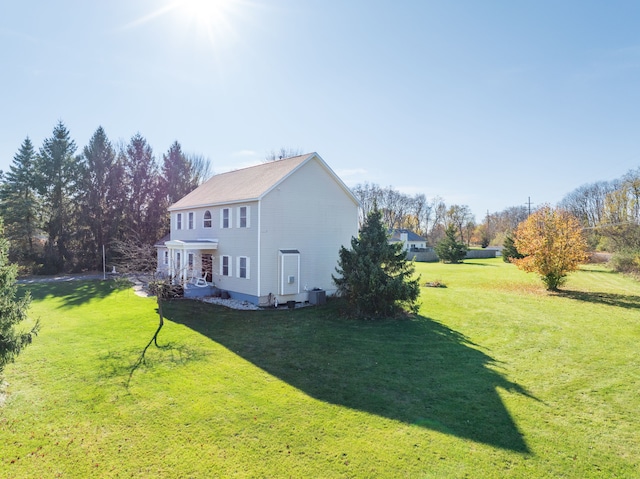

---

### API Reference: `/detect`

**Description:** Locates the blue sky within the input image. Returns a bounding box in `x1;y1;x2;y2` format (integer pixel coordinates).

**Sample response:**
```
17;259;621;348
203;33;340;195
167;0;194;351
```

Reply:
2;0;640;219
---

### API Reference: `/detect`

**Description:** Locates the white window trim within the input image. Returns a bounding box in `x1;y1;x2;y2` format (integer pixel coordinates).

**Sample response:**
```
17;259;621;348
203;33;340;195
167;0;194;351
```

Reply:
237;256;250;279
163;251;169;265
188;252;194;269
176;213;183;230
221;208;232;229
188;212;194;230
221;255;232;276
237;206;250;228
203;210;212;228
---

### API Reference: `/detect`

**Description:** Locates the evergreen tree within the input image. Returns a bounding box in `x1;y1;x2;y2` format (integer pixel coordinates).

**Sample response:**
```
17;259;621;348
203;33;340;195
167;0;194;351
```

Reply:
35;121;80;273
77;126;123;269
333;206;420;318
157;141;194;235
435;224;468;263
0;219;38;378
161;141;196;206
502;232;524;263
158;143;212;234
0;137;41;266
121;134;163;246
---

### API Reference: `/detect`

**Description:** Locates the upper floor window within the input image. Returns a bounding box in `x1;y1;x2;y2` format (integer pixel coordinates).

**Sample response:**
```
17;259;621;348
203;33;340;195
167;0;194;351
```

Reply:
203;210;212;228
238;206;249;228
188;212;194;229
176;213;183;230
221;208;231;228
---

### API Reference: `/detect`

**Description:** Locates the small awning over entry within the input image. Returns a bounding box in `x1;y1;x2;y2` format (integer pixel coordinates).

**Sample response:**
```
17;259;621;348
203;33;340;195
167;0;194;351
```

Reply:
165;239;219;250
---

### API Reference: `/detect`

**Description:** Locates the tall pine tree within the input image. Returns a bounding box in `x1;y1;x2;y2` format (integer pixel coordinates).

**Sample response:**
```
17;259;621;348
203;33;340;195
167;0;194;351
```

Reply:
158;142;212;235
0;137;41;266
121;134;163;246
77;126;123;269
161;141;196;206
333;206;420;318
35;121;80;273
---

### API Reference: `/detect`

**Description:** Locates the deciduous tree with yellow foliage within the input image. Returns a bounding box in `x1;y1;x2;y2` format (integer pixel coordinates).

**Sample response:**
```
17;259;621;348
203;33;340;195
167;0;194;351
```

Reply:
513;205;589;291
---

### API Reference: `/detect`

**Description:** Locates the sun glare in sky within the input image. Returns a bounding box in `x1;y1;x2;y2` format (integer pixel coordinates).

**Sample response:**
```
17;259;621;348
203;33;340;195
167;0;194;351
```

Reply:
126;0;244;49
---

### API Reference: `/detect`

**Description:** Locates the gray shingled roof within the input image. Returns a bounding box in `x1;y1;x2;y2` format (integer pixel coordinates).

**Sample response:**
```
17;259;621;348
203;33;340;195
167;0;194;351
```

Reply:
169;153;314;211
389;229;427;242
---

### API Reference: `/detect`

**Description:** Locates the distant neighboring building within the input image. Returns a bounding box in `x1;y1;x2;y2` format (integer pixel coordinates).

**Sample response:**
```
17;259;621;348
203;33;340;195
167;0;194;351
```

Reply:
389;229;427;251
156;153;359;306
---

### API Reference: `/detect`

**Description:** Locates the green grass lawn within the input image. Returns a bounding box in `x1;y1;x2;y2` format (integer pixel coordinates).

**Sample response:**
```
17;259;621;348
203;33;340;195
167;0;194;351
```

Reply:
2;259;639;478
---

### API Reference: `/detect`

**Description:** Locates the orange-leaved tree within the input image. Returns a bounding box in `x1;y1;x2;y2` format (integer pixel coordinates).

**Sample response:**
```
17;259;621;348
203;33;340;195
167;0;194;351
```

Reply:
513;205;589;291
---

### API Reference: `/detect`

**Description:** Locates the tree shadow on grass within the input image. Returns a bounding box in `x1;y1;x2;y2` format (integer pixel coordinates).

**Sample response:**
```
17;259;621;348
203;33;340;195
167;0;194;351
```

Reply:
555;289;640;310
19;279;126;308
165;300;536;453
460;261;499;267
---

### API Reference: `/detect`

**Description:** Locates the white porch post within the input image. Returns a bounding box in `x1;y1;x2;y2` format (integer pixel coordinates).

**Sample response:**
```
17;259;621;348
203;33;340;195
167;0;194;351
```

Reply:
168;246;175;281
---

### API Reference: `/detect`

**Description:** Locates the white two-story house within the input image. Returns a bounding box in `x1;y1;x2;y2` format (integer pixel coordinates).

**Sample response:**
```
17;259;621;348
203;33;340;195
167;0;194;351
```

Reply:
156;153;359;306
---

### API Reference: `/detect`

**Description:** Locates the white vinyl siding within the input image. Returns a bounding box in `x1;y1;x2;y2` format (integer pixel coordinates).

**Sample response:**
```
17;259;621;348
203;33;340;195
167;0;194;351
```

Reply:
258;156;358;301
237;256;249;279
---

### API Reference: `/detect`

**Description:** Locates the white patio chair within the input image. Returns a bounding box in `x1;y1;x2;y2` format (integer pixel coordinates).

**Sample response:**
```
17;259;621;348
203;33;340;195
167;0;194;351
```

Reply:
190;272;208;287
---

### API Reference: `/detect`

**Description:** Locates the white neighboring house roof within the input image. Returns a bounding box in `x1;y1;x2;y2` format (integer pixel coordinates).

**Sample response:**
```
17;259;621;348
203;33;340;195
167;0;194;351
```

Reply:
168;152;359;211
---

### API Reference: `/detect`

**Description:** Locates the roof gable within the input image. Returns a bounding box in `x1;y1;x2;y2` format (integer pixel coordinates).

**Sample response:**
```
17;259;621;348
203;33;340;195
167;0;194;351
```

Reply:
169;152;358;210
389;229;427;242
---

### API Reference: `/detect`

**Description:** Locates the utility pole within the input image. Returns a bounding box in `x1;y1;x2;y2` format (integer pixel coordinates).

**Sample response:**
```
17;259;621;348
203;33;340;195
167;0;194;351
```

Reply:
526;197;533;216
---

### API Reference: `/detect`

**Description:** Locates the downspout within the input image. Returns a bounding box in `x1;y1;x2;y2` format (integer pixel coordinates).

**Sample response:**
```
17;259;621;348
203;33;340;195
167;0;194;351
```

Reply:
257;200;261;299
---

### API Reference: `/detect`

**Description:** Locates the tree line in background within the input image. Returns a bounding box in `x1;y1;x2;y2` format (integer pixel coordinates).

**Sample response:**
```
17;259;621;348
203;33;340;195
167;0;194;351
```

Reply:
1;122;638;277
559;168;640;249
0;121;211;274
351;182;528;248
559;167;640;274
353;177;640;277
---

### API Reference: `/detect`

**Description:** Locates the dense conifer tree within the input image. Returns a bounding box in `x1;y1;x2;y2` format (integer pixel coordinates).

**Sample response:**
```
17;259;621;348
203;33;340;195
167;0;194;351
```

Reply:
435;225;468;264
121;134;163;246
35;121;80;273
333;206;420;318
0;137;41;266
77;127;123;269
0;220;38;378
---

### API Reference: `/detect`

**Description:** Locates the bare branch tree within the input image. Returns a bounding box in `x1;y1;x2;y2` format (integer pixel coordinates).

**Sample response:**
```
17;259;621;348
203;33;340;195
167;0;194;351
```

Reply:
264;147;305;162
110;237;183;387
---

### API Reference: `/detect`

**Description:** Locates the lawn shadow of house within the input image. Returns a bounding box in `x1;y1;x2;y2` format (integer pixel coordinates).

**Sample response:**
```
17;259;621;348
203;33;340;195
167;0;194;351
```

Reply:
19;278;125;308
165;301;535;453
555;289;640;310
